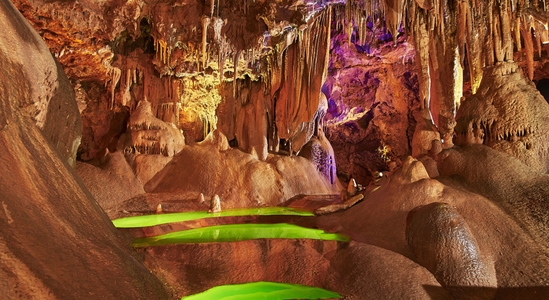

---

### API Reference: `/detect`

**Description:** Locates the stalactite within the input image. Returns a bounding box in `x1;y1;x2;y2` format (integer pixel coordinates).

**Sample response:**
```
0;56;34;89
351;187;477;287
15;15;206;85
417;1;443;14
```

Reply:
467;1;483;94
233;51;240;99
457;0;468;62
271;6;331;152
538;21;549;44
515;16;522;52
493;7;504;62
218;50;225;81
213;17;224;42
521;14;535;80
155;38;169;64
383;0;405;44
410;6;430;109
111;67;121;109
501;1;514;61
486;1;495;65
536;26;543;58
201;16;211;70
122;68;132;107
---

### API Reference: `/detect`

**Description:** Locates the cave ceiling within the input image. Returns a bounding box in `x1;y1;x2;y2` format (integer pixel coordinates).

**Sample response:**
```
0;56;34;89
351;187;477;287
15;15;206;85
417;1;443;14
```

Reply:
11;0;549;170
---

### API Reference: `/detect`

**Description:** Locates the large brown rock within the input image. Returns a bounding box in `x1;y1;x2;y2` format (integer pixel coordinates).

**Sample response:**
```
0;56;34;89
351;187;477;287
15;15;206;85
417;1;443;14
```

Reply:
317;154;549;296
326;242;453;299
406;202;497;299
438;144;549;255
76;151;145;215
0;1;168;298
1;0;81;166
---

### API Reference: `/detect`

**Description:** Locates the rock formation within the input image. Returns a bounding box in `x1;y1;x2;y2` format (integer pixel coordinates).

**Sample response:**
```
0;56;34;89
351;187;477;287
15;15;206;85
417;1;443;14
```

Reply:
406;202;498;299
122;99;185;184
0;0;168;298
144;130;339;209
4;0;549;298
455;62;549;173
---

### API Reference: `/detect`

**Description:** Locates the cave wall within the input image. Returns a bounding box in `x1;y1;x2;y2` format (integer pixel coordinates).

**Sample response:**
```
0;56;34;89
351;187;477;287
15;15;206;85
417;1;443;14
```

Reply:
0;0;169;297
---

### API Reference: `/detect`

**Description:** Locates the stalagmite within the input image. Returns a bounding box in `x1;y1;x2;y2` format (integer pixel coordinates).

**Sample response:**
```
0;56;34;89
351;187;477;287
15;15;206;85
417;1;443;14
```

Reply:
209;194;221;213
347;178;358;197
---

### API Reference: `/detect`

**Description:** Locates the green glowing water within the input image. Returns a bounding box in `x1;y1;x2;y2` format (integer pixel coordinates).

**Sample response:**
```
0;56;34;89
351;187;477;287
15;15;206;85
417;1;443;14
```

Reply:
132;223;350;247
112;207;314;228
181;281;341;299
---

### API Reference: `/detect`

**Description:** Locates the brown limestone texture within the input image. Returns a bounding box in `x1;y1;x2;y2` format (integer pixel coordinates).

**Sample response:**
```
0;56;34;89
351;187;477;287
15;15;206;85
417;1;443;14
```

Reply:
0;0;169;297
140;238;452;299
1;0;81;166
406;202;497;299
325;242;453;299
76;151;145;214
411;108;440;158
438;144;549;256
14;0;337;162
8;0;549;298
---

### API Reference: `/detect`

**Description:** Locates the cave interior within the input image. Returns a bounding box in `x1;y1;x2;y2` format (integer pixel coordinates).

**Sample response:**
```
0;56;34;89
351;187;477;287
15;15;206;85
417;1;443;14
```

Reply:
2;0;549;299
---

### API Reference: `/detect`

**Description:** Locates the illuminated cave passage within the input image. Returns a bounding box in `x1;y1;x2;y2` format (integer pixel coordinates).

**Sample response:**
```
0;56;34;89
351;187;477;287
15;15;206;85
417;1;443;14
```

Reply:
3;0;549;299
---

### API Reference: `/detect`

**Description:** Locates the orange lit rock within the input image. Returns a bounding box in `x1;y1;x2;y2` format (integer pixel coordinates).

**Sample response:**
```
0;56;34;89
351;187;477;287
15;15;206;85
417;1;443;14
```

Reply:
0;0;169;297
455;62;549;173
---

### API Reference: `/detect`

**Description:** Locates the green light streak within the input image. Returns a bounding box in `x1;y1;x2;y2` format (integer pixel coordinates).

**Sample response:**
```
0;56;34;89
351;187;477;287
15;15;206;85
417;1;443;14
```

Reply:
132;223;350;247
181;281;341;299
113;207;314;228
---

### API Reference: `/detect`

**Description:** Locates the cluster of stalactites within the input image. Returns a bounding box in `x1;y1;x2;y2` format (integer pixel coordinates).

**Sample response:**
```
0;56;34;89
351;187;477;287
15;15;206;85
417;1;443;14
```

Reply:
154;38;170;65
344;1;548;106
406;0;548;130
339;0;548;147
342;0;404;45
414;0;548;84
98;46;121;110
150;16;229;78
269;6;333;151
